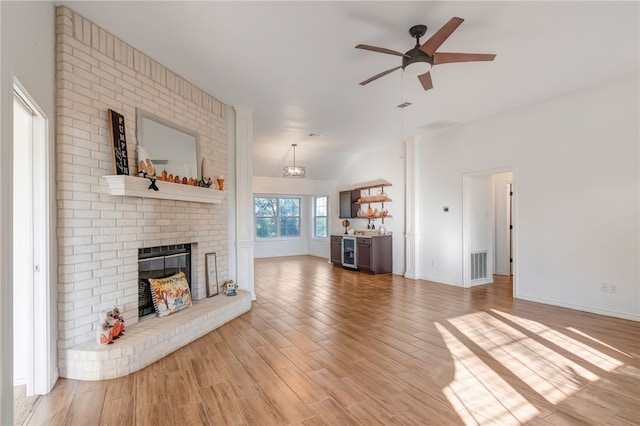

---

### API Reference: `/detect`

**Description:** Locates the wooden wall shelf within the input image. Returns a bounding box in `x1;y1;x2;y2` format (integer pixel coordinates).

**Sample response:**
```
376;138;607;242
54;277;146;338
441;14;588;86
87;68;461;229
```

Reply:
103;175;226;204
353;179;392;190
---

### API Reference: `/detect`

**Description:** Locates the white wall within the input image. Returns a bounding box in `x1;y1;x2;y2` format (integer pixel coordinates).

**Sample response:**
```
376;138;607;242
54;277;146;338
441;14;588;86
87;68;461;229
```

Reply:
337;141;405;275
1;0;57;408
463;173;494;286
253;176;336;259
416;73;639;320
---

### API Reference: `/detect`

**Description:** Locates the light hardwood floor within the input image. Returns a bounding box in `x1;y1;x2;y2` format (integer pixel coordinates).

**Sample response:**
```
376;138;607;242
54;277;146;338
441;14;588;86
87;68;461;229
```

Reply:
23;256;639;425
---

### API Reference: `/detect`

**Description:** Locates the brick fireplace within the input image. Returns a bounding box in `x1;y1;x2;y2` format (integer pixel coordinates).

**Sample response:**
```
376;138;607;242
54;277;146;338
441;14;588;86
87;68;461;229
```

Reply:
138;244;192;317
55;7;241;380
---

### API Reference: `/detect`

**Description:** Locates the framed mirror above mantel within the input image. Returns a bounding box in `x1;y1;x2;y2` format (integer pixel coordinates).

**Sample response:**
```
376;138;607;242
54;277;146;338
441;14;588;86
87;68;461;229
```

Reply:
102;110;226;204
136;109;200;180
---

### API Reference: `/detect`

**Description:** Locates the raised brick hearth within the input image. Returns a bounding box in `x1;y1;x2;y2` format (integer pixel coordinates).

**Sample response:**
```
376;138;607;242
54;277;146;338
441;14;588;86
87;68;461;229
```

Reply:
62;290;251;381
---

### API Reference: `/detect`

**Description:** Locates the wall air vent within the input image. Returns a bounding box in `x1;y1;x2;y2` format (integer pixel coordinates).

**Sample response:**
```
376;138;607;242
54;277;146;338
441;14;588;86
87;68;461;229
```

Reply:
397;102;412;108
471;251;488;280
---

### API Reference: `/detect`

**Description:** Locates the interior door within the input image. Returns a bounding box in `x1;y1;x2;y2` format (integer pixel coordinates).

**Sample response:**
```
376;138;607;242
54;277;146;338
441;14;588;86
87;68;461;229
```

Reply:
13;93;33;392
13;81;52;396
509;183;513;275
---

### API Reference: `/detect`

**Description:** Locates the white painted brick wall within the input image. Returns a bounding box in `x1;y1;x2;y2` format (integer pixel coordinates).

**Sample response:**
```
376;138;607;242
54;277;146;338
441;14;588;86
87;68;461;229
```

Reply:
56;6;230;374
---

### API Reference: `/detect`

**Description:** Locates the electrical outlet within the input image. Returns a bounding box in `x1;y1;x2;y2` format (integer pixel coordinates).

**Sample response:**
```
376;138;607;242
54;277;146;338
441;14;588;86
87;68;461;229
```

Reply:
610;284;617;294
601;282;609;292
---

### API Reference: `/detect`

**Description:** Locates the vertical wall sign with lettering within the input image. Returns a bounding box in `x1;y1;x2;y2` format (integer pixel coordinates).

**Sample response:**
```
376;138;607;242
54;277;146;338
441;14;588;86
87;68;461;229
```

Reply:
108;109;130;175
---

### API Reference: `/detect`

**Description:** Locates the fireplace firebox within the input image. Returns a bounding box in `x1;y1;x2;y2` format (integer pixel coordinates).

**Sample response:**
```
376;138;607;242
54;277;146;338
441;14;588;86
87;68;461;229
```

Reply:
138;244;191;317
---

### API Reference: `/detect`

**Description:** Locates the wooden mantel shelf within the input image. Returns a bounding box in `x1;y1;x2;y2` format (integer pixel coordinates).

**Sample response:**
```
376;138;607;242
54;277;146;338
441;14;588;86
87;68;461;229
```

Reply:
102;175;226;204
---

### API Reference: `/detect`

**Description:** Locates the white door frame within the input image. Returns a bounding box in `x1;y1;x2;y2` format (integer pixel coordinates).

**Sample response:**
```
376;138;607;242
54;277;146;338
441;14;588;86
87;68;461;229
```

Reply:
13;79;53;395
462;167;517;295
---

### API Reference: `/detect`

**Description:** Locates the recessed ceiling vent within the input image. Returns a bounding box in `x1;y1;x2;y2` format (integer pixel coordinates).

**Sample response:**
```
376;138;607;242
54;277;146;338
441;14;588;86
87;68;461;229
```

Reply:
423;119;460;132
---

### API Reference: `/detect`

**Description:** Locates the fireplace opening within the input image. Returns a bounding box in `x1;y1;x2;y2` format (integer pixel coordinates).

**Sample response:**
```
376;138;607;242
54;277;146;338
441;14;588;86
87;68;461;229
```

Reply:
138;244;191;318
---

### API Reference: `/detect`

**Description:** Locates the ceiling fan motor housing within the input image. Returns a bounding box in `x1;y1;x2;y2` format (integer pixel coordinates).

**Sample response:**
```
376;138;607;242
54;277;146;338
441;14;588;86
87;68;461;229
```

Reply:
402;47;433;70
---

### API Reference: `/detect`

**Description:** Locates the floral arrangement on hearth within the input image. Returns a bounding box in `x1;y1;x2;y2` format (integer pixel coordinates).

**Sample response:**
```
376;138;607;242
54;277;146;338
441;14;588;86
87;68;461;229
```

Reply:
97;306;125;345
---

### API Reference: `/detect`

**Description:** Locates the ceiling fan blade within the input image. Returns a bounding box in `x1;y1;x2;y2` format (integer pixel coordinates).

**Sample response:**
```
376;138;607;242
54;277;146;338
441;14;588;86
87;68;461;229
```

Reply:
434;52;496;65
356;44;410;58
417;71;433;91
419;17;464;56
359;66;403;86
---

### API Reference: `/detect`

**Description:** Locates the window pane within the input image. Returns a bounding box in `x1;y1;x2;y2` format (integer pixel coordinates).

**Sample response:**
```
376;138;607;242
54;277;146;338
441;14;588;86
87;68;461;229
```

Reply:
255;197;277;217
279;198;300;216
256;217;277;238
315;196;327;216
315;217;327;237
280;217;300;237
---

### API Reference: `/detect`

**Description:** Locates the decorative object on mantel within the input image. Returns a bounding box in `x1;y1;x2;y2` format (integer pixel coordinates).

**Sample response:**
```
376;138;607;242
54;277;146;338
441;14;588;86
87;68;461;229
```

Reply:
200;158;215;188
201;177;213;188
137;146;159;191
205;252;219;297
222;279;238;296
96;305;125;345
217;175;225;191
283;143;306;178
107;109;130;175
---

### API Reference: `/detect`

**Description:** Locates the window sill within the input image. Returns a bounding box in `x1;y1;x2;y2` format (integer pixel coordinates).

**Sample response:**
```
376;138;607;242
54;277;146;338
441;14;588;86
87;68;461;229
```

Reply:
255;237;302;242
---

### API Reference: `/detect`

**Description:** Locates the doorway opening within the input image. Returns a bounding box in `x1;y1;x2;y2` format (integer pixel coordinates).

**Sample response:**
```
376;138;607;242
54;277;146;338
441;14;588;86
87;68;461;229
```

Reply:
12;80;52;408
462;170;515;294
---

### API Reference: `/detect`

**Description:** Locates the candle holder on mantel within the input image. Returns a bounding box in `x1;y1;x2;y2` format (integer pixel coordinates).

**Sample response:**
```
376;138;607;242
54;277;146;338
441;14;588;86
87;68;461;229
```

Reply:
342;220;350;235
216;177;225;191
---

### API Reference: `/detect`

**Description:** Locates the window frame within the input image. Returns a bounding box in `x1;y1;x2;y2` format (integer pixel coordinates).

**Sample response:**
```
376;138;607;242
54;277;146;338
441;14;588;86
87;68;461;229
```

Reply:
254;195;301;240
312;195;329;239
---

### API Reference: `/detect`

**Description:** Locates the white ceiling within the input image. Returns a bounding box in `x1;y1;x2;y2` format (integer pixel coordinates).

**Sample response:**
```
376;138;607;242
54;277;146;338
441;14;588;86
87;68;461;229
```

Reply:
59;1;639;180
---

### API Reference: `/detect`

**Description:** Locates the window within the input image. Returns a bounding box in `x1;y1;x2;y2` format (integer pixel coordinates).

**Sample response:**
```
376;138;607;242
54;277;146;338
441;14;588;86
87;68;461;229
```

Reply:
313;196;328;238
255;196;300;238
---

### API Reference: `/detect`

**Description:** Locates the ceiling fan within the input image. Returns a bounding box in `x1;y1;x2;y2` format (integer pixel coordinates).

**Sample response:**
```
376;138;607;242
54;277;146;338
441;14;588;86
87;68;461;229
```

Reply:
356;17;496;91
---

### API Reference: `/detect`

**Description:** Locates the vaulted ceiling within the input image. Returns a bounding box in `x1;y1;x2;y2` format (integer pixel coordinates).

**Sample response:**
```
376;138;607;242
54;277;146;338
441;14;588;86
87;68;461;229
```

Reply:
59;1;639;180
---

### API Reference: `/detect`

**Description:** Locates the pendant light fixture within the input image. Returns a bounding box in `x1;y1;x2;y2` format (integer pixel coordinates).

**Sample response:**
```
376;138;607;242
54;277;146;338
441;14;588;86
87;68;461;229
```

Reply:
283;143;306;178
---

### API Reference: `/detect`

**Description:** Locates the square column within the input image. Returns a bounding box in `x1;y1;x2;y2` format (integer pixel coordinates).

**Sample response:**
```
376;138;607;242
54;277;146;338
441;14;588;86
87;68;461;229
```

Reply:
233;106;255;299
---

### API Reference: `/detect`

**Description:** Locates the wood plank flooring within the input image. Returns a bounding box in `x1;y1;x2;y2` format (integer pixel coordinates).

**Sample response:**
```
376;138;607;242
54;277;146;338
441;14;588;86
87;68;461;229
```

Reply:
23;255;640;425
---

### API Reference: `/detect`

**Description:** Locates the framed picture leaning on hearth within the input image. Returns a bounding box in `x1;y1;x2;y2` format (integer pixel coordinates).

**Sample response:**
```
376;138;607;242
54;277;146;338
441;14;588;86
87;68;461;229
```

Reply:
205;252;219;297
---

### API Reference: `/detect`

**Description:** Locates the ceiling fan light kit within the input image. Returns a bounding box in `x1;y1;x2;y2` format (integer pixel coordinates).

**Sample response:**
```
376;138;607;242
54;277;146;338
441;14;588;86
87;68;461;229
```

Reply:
356;17;496;91
283;143;306;178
